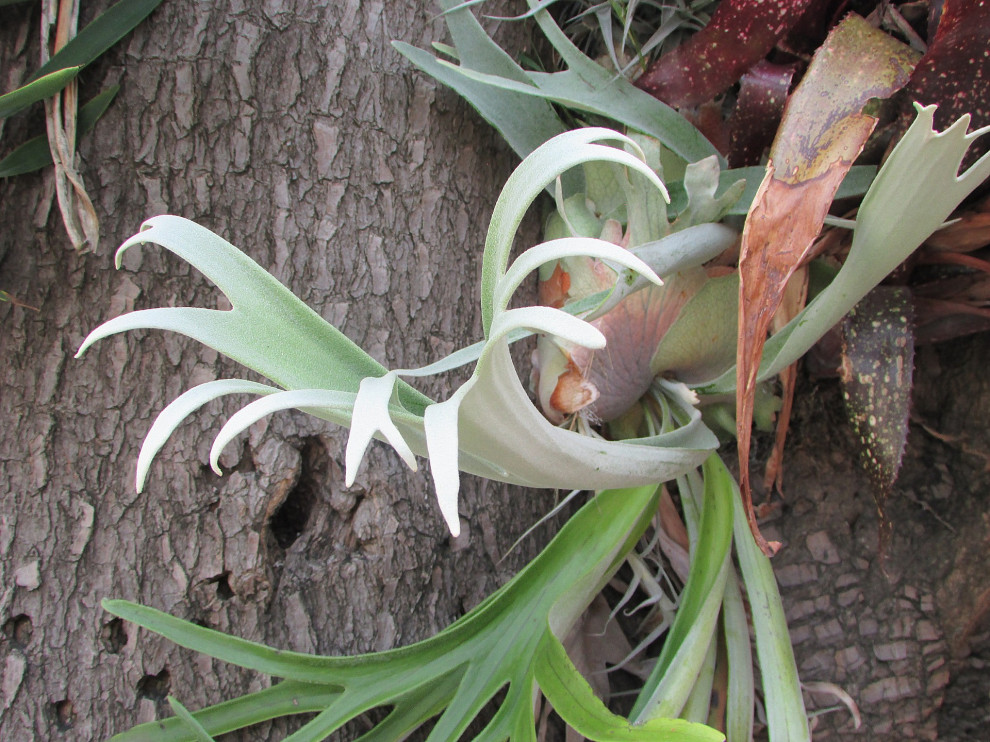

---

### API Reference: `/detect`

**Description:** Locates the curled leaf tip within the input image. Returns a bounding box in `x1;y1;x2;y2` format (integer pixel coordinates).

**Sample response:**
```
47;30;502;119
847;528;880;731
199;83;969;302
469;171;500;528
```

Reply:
424;393;468;537
345;372;418;485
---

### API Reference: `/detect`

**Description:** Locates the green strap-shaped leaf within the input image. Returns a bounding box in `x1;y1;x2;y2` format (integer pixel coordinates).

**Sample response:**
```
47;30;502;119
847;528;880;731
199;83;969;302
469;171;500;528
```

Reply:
535;632;723;742
0;86;120;177
630;456;733;722
0;67;80;119
725;459;810;741
29;0;165;83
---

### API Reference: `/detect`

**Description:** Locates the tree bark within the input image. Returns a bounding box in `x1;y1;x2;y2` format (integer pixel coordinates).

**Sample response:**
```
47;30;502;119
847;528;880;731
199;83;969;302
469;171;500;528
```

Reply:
0;2;553;738
1;2;988;741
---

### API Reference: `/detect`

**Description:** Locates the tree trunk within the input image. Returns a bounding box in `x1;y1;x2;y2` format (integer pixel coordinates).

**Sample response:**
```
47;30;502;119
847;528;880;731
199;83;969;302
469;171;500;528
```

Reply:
1;2;987;741
0;2;553;738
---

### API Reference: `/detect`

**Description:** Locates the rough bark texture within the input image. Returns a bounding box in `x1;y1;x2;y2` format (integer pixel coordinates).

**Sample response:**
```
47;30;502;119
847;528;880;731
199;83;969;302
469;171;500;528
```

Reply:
758;333;990;741
0;2;554;739
1;2;988;741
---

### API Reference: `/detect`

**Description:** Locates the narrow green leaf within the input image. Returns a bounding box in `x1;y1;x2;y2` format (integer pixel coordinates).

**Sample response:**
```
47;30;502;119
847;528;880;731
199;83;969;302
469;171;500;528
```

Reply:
725;459;810;741
721;568;754;742
0;67;80;119
30;0;164;83
535;632;723;742
0;85;119;178
166;697;216;742
630;456;733;722
680;636;718;724
102;599;356;684
109;682;340;742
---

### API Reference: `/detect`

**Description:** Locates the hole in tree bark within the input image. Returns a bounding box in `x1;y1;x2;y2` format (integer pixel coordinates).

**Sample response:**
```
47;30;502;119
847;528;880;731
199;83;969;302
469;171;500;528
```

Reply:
100;617;127;654
269;437;325;549
2;614;32;648
205;571;234;600
50;699;75;731
136;667;171;703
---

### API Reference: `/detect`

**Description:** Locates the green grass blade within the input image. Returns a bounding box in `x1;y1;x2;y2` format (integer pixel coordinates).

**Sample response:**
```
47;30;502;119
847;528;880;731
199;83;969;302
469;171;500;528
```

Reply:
535;631;724;741
109;682;340;742
680;636;717;724
726;464;810;741
0;85;119;177
0;67;80;119
721;568;754;742
630;456;733;722
165;697;216;742
29;0;164;82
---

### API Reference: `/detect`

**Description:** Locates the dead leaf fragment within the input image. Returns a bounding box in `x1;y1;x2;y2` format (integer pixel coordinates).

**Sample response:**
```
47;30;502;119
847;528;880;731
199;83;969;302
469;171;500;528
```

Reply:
736;15;917;554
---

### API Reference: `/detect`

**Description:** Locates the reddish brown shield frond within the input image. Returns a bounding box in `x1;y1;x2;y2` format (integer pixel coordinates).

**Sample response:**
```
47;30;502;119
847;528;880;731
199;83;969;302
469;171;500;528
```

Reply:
904;0;990;166
728;60;797;167
635;0;815;108
735;15;917;555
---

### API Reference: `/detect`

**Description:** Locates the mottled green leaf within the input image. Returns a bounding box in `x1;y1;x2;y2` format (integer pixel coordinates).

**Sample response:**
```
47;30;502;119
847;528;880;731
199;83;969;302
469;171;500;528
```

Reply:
840;286;915;531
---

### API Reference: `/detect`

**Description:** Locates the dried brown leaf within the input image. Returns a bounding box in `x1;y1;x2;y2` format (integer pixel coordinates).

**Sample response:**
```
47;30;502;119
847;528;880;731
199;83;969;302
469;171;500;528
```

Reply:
735;15;917;554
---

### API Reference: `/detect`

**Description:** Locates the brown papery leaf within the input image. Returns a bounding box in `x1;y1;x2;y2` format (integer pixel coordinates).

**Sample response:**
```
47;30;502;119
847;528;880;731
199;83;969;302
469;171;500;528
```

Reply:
763;265;809;496
736;15;917;555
